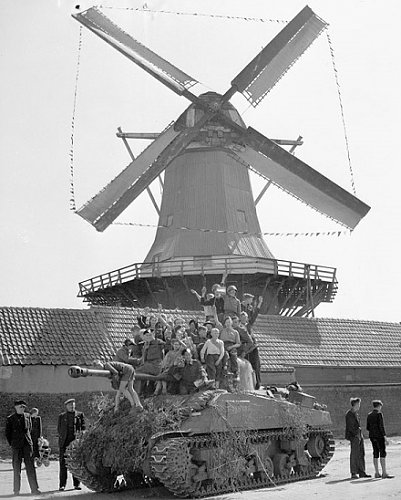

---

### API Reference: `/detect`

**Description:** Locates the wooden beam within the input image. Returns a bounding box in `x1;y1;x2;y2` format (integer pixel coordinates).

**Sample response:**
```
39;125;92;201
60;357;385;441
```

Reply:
117;127;160;215
266;279;285;314
255;180;272;206
279;279;299;313
116;132;159;140
144;279;159;307
117;131;303;147
289;135;303;154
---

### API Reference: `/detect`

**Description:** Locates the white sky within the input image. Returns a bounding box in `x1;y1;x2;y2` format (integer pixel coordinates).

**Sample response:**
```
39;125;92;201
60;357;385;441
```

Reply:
1;0;400;322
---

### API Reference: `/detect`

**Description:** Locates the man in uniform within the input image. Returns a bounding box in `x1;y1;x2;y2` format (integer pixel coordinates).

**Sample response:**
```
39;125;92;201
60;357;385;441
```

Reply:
5;400;41;496
345;397;371;479
57;398;85;491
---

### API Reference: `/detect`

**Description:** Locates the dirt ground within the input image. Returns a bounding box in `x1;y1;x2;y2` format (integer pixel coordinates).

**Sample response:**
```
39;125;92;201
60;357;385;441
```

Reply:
1;439;400;500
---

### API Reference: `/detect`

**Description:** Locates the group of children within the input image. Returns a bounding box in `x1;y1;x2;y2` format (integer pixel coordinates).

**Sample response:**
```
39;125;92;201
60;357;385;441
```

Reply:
96;285;264;413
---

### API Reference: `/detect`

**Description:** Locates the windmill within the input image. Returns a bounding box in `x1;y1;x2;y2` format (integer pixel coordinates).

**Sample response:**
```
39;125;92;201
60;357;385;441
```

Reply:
73;6;370;315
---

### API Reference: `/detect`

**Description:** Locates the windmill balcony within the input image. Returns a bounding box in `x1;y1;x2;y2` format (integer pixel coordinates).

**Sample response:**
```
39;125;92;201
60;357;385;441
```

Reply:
78;255;338;317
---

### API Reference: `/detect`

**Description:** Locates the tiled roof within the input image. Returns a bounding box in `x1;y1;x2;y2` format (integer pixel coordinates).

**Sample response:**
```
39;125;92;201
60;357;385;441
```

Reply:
0;306;203;366
253;315;401;369
1;306;400;369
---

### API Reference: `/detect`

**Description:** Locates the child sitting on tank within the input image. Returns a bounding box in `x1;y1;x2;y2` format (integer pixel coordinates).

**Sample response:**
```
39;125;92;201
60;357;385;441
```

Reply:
135;329;165;396
195;325;209;358
153;337;186;395
175;349;207;395
93;360;143;413
173;326;197;359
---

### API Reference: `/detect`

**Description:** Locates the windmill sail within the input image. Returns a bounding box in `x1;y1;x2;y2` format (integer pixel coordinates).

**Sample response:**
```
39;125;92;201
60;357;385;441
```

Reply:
230;128;370;229
73;7;198;97
231;6;327;107
77;123;181;231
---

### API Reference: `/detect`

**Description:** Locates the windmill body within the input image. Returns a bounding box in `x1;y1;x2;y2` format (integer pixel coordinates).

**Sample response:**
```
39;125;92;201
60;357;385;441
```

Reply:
144;92;274;269
73;6;370;315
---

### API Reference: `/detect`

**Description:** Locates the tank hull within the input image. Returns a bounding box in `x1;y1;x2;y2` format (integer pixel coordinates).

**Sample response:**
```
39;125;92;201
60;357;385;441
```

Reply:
66;389;334;497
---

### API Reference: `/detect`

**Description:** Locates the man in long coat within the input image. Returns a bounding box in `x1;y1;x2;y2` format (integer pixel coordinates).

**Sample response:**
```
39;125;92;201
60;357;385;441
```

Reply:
345;397;371;479
57;398;85;491
5;400;41;495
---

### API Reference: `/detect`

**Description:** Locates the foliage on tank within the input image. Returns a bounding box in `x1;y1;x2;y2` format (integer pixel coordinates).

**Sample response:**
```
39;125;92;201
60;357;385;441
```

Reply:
66;392;216;491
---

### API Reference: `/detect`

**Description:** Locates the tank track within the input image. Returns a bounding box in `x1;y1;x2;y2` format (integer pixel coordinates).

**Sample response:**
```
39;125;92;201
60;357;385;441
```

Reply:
65;455;115;492
150;428;334;498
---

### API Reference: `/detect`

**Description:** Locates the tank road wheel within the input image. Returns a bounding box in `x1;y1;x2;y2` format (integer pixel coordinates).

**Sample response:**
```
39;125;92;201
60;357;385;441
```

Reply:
307;435;325;458
150;438;199;497
294;453;312;476
273;453;291;478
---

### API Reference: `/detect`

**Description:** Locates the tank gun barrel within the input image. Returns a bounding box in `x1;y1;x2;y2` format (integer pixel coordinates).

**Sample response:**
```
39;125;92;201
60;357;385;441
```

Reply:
68;365;163;381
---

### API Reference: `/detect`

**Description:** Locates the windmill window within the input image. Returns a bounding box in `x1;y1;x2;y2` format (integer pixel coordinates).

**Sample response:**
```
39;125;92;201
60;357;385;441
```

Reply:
166;215;173;227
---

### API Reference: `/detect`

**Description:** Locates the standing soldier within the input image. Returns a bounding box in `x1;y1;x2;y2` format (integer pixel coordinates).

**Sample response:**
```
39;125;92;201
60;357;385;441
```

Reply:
58;398;85;491
345;397;371;479
366;400;394;478
5;400;41;496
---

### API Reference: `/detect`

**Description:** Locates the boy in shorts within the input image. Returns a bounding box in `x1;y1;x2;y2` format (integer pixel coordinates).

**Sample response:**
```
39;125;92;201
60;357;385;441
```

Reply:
366;400;394;478
94;360;143;413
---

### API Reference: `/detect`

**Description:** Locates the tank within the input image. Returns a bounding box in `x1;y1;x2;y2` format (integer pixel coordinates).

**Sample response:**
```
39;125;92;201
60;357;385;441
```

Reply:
66;366;334;498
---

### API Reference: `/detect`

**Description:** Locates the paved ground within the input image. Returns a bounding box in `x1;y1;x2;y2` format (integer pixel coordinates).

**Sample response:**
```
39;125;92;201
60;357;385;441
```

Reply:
1;439;400;500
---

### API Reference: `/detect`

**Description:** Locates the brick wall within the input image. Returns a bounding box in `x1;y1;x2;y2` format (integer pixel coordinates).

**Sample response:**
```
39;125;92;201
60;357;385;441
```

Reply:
0;391;112;458
303;385;401;437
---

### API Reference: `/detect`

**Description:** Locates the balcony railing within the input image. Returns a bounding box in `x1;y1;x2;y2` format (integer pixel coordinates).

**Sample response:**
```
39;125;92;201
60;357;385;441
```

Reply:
78;255;336;297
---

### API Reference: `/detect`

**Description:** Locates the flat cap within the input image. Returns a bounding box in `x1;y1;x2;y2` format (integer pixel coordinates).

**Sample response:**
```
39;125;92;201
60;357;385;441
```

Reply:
64;398;76;406
14;399;27;407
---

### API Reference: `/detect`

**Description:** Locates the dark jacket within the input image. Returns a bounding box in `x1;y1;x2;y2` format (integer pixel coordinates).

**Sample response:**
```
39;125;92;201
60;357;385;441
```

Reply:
201;296;224;316
114;345;141;367
241;303;261;326
366;409;386;438
57;410;85;449
345;409;361;440
5;412;33;449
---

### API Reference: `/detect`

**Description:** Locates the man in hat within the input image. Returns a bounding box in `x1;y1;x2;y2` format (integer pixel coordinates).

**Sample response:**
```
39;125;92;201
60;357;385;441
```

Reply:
5;400;41;495
57;398;85;491
366;400;394;478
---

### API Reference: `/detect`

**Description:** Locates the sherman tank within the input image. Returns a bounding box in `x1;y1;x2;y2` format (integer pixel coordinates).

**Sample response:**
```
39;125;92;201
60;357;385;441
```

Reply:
67;366;334;498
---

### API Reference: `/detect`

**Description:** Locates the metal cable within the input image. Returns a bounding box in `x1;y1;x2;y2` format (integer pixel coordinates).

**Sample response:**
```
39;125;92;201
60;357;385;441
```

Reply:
69;26;83;212
326;31;357;195
97;5;287;24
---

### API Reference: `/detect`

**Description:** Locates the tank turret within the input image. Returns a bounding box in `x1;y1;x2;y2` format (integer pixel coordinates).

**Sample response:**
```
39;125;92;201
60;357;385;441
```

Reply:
65;372;335;498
